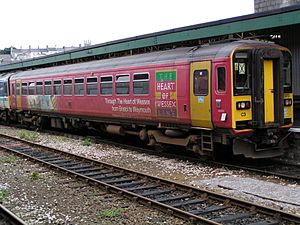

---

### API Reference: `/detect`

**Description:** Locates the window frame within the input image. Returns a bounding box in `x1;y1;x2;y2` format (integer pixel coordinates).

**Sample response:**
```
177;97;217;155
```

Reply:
74;77;84;96
233;51;251;95
193;69;208;96
216;67;226;93
16;83;21;96
86;77;98;96
63;79;73;96
100;75;113;96
115;74;130;95
133;72;150;95
0;81;7;97
21;82;28;96
36;81;43;95
44;80;52;96
28;81;35;95
53;80;62;96
12;83;15;95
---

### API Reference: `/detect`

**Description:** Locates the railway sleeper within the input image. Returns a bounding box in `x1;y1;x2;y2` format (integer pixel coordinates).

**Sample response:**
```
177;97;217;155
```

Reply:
246;221;279;225
114;181;144;188
73;167;107;174
213;212;253;223
188;205;229;215
155;194;192;203
169;198;206;208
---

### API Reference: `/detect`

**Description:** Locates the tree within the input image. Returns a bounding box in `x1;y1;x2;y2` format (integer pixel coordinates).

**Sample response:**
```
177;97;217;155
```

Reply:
0;47;16;54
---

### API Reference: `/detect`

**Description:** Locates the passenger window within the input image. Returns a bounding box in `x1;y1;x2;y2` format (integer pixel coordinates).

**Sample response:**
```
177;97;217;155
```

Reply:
54;80;62;96
44;81;52;95
74;78;84;96
116;74;130;95
0;82;7;96
36;82;43;95
63;79;72;96
133;73;149;95
217;67;226;92
29;82;35;95
0;82;4;96
100;76;113;95
194;70;208;96
3;82;7;96
22;82;28;96
12;83;15;95
86;77;98;96
16;83;20;96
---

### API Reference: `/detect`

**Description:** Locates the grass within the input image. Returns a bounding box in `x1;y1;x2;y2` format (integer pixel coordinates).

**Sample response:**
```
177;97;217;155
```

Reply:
1;155;16;164
81;137;93;146
17;130;39;142
31;171;41;180
96;207;125;219
0;188;10;202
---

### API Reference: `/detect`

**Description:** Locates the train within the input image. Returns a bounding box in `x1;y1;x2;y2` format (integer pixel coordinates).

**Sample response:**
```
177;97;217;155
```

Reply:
0;40;293;158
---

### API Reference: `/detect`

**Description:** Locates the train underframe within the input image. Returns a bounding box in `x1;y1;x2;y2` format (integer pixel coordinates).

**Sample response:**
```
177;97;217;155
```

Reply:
1;109;291;159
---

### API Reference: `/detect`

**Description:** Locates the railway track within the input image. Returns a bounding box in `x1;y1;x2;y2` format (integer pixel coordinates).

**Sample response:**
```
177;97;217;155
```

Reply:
0;205;26;225
0;133;299;224
3;125;300;183
93;135;300;183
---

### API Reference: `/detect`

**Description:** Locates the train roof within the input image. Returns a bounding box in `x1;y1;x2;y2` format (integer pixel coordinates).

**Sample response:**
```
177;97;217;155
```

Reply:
11;40;283;79
0;73;13;81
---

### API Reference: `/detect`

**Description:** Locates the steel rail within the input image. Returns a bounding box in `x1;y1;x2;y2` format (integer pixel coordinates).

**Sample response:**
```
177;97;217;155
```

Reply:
93;135;300;183
3;124;300;183
0;133;299;225
0;205;26;225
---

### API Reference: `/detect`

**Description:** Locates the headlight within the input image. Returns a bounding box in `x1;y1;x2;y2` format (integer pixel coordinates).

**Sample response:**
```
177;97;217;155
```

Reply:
284;98;292;106
236;101;251;110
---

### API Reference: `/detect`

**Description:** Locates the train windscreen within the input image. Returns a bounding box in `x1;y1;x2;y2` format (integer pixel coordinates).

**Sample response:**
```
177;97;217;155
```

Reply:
233;52;251;95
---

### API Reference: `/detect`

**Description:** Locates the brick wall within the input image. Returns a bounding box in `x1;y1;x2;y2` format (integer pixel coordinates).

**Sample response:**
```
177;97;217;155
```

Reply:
255;0;300;12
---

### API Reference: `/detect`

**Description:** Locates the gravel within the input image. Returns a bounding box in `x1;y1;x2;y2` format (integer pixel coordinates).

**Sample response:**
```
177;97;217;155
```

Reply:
0;125;299;223
0;150;187;225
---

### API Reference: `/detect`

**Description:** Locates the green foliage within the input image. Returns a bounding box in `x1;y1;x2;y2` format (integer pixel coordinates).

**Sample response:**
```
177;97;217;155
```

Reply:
1;155;16;164
0;188;10;202
97;207;125;219
31;171;41;180
17;130;39;142
81;138;93;146
0;47;13;54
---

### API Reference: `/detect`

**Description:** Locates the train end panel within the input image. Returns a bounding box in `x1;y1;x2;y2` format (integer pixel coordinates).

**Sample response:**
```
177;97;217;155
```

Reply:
228;46;293;158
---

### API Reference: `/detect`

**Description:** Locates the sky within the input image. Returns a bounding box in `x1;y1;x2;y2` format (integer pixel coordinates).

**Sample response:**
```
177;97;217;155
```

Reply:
0;0;254;49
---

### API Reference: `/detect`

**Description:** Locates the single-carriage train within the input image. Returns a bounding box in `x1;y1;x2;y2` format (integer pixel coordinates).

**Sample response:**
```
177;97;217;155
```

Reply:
0;40;293;158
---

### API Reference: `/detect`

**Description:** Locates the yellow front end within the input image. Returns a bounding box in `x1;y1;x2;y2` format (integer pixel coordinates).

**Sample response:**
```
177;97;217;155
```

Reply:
232;95;252;130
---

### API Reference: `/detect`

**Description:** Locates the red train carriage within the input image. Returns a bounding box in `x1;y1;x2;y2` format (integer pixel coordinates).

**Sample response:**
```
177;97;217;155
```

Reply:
6;40;293;158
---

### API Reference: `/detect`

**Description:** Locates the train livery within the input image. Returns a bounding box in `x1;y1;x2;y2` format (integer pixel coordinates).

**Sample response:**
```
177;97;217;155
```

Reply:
0;40;293;158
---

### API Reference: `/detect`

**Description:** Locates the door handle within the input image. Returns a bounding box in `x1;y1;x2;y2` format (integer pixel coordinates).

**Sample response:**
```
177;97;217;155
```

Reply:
216;99;221;108
184;104;187;112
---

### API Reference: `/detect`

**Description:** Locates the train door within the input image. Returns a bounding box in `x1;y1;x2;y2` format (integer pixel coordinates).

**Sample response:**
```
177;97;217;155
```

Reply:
190;61;213;128
250;49;284;127
12;80;22;109
211;62;231;128
264;60;275;123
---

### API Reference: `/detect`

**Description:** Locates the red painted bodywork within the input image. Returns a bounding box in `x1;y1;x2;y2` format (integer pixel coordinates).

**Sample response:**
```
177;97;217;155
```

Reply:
211;59;232;129
11;62;191;125
10;58;233;129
